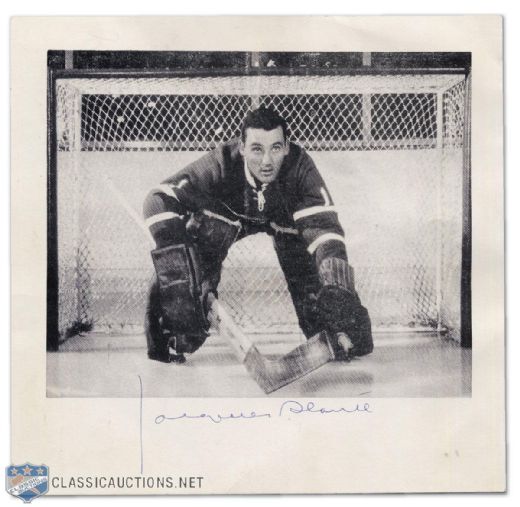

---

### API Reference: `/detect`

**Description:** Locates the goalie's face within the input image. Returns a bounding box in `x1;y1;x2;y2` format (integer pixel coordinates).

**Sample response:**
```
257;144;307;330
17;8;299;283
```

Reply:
240;127;289;184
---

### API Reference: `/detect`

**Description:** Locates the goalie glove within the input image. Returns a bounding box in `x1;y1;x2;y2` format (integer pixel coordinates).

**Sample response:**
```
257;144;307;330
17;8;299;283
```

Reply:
186;208;241;261
316;258;373;359
147;207;240;361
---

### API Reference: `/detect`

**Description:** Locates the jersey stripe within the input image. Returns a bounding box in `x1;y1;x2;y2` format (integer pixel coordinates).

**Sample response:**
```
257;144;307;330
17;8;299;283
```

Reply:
270;222;298;235
320;187;331;206
153;184;179;200
202;209;242;228
293;205;337;221
145;211;181;228
307;233;345;255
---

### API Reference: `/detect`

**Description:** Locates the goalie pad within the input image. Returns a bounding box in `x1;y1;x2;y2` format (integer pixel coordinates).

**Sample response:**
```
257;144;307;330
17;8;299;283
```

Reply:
144;275;208;361
319;257;356;293
144;275;171;362
150;244;209;355
316;258;373;358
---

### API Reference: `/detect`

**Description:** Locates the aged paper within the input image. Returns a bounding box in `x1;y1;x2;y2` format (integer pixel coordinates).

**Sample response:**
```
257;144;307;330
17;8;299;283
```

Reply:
11;16;504;495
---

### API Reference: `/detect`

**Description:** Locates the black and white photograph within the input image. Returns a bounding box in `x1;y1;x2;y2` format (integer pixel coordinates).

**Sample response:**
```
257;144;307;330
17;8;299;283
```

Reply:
10;15;504;495
46;50;472;397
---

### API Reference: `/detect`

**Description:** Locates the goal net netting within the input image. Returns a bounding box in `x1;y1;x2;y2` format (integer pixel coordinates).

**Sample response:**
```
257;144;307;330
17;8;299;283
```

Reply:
54;72;468;340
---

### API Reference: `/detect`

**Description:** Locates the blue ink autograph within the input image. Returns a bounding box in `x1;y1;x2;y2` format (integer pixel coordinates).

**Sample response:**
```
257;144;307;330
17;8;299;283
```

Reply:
278;400;371;417
154;400;371;425
138;376;372;472
155;411;272;425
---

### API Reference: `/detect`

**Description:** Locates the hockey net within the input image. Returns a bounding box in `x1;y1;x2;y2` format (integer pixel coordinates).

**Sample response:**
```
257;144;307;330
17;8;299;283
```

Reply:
54;73;468;340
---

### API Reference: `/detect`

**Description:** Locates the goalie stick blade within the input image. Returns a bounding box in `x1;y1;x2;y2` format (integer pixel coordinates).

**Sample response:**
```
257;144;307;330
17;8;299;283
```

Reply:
244;332;335;394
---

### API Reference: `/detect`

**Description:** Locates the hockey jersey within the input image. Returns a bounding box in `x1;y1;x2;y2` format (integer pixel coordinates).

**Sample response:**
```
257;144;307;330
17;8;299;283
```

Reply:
156;138;347;263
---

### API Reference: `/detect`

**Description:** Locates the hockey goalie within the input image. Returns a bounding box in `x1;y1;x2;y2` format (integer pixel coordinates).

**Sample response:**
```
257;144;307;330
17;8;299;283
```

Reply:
143;106;373;364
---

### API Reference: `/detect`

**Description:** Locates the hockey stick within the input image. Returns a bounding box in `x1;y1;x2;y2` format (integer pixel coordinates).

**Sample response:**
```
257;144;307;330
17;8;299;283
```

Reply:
207;294;337;393
102;174;340;393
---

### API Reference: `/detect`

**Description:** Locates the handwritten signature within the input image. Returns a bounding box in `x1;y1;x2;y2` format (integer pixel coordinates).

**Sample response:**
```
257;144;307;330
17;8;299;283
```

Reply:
138;376;372;472
154;400;371;425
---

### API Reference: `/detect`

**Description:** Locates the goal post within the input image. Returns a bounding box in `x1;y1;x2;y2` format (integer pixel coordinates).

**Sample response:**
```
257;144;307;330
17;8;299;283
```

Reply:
47;68;470;348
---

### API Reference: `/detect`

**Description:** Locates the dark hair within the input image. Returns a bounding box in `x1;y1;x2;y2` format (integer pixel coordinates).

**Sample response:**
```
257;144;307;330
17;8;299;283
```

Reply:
240;106;289;143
